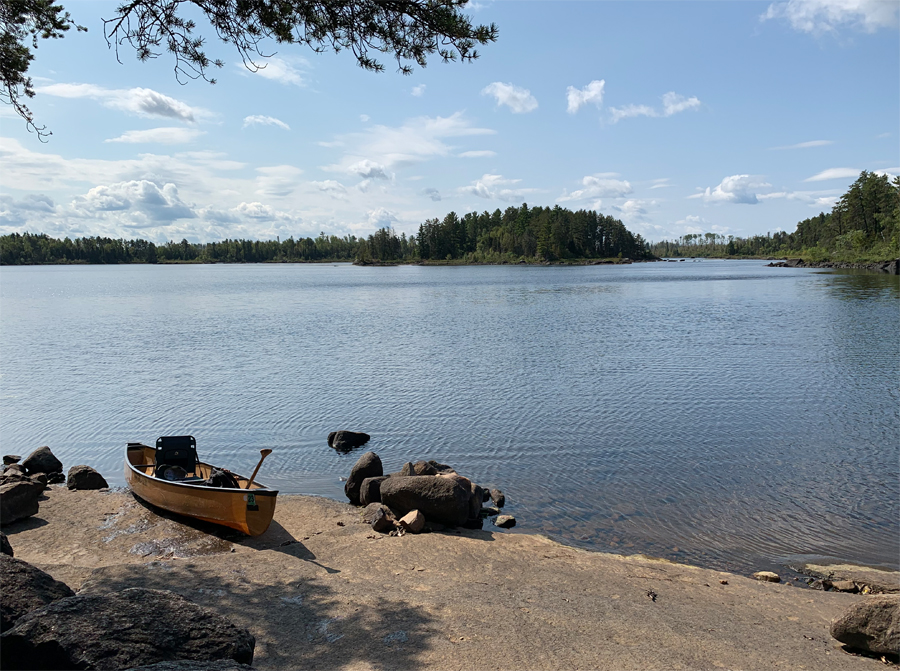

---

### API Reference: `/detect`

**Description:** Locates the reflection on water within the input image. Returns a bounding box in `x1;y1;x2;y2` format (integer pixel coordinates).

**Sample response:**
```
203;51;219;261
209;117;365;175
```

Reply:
1;260;897;575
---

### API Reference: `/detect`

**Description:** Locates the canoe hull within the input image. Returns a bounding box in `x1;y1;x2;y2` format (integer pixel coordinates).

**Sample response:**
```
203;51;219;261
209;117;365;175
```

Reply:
125;444;277;536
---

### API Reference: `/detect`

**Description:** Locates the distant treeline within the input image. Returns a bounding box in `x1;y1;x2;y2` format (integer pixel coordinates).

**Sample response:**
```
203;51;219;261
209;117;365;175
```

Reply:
649;171;899;261
0;204;652;265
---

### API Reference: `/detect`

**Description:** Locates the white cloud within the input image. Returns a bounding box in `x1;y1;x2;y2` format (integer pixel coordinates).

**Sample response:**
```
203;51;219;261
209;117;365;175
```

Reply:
557;174;634;202
762;0;899;34
770;139;833;149
874;167;900;178
661;92;701;116
650;178;672;189
689;175;772;204
422;187;441;202
804;167;860;181
366;207;398;228
70;180;196;227
347;160;390;180
566;80;605;114
255;165;303;198
481;82;538;114
458;150;496;158
242;56;307;86
310;180;348;197
323;112;495;173
37;84;206;122
609;92;700;124
412;84;426;97
460;174;539;202
105;127;205;144
243;115;290;131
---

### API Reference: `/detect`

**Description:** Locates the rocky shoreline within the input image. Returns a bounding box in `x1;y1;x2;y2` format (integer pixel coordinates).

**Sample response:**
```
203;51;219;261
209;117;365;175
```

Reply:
2;447;898;669
767;258;900;274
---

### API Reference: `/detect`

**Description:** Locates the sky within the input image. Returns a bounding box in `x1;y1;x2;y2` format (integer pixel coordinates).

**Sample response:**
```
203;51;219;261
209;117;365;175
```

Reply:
0;0;898;245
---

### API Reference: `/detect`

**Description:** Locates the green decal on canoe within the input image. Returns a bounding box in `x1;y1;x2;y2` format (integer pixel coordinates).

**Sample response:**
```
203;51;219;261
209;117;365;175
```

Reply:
247;492;258;511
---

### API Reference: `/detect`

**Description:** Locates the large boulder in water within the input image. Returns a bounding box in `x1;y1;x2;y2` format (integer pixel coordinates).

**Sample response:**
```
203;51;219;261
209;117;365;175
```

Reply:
0;481;42;527
0;587;255;670
21;447;62;476
379;475;472;527
66;465;109;491
328;431;370;452
344;452;382;506
0;555;75;632
830;594;899;656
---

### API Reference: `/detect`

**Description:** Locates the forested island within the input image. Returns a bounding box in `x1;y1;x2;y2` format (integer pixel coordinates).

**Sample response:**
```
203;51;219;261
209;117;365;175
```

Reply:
0;204;651;265
1;171;897;266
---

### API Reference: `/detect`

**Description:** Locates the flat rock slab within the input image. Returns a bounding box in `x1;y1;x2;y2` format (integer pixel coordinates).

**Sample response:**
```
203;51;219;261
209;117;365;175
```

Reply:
4;488;891;671
803;563;900;594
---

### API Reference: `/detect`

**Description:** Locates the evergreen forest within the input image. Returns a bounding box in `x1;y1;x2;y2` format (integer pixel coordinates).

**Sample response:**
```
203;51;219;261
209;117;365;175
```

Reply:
1;172;897;266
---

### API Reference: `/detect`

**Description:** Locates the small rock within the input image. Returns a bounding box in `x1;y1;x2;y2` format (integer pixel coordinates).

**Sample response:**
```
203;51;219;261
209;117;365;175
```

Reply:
719;580;728;585
2;456;21;466
426;460;456;474
399;462;417;477
2;464;25;476
830;594;899;656
0;481;42;526
46;472;66;484
490;489;506;508
481;506;500;517
0;532;12;556
494;515;516;528
752;571;781;583
0;555;75;632
359;476;388;506
66;465;109;491
399;510;425;534
20;446;63;476
344;452;383;506
831;580;859;593
371;507;396;534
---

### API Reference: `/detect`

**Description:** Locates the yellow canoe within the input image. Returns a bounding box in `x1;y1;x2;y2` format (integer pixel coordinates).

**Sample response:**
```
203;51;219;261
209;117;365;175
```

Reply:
125;443;278;536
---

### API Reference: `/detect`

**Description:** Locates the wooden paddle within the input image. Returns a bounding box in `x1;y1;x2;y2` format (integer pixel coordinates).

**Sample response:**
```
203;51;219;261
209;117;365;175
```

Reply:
246;449;273;489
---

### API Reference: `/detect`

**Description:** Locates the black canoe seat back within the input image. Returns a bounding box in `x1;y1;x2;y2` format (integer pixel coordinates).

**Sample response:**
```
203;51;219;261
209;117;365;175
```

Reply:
155;436;199;477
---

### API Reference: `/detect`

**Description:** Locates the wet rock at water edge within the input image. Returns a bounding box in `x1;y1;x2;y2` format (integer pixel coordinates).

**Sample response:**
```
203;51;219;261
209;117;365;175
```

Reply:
344;452;383;506
2;456;21;466
399;510;425;534
830;594;899;656
379;475;471;528
490;489;506;508
0;587;255;670
494;515;516;529
20;446;63;477
481;506;500;517
0;555;75;632
752;571;781;583
328;431;371;453
45;471;66;485
0;533;12;556
66;465;109;491
359;476;388;506
0;481;42;527
831;580;859;594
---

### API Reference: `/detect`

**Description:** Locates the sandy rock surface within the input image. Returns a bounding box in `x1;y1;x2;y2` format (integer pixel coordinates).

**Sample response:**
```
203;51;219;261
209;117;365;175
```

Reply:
2;486;892;671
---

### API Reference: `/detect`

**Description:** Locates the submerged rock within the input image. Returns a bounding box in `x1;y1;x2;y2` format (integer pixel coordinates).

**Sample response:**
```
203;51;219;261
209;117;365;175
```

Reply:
830;594;899;656
328;431;370;453
0;587;255;670
0;555;74;632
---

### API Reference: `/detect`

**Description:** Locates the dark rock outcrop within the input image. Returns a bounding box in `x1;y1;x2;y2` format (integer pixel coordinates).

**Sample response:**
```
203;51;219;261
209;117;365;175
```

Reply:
0;481;42;526
379;475;471;527
0;533;12;556
344;452;383;506
20;446;63;476
328;431;371;453
124;661;254;671
66;465;109;491
359;476;388;506
490;489;506;508
2;456;21;466
830;594;899;656
0;555;75;632
0;587;255;670
46;472;66;484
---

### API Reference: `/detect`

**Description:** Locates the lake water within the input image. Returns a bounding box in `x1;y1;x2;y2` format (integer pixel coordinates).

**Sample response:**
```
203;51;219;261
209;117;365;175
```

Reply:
1;260;897;575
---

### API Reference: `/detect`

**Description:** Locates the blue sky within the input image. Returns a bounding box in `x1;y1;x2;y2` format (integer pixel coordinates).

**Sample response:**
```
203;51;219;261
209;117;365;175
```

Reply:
1;0;897;244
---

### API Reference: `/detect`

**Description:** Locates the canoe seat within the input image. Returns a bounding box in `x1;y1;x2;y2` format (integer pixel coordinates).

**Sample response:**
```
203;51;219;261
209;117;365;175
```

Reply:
155;435;199;477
